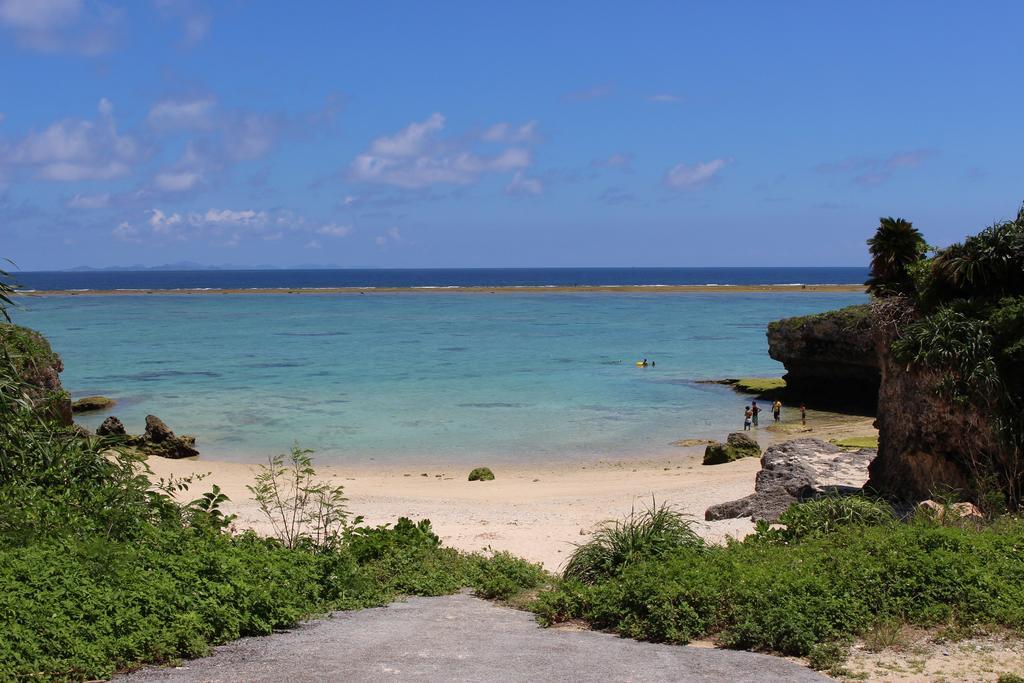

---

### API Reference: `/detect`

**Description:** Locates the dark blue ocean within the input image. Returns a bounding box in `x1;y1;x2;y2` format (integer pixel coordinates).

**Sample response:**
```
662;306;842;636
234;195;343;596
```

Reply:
15;267;867;291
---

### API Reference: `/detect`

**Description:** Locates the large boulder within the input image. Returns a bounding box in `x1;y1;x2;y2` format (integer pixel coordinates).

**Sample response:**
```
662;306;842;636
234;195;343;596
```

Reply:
702;432;761;465
706;438;875;522
766;305;879;412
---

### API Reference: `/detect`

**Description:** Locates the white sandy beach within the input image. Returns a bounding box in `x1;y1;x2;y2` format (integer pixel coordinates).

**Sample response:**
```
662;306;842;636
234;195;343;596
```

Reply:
147;414;876;569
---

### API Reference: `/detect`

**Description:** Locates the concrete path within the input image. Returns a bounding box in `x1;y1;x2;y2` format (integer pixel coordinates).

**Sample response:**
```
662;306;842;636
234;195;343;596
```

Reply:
119;593;827;682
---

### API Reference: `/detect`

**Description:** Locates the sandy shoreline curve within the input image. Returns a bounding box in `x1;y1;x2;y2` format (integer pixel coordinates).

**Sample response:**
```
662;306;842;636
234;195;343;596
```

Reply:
146;414;876;570
16;283;866;297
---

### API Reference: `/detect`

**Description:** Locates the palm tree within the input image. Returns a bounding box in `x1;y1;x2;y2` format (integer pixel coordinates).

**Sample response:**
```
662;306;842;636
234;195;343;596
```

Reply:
866;217;926;296
0;261;17;322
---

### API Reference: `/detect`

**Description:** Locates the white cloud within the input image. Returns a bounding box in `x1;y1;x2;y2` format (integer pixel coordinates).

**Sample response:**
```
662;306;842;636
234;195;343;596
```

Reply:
370;112;444;157
591;153;632;170
316;223;352;237
350;113;533;189
148;208;183;234
154;0;211;47
223;112;282;161
482;121;538;143
153;170;201;192
0;0;118;54
648;93;682;103
0;0;80;29
147;97;216;131
566;84;613;101
3;98;139;181
663;158;729;190
68;192;110;209
304;239;321;249
112;220;141;243
815;149;935;186
200;208;267;226
505;171;543;196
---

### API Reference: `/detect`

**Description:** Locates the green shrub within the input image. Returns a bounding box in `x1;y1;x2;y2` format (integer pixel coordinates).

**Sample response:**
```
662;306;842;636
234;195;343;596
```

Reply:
806;640;850;672
469;551;548;600
534;503;1024;657
774;496;895;542
468;467;495;481
562;501;703;584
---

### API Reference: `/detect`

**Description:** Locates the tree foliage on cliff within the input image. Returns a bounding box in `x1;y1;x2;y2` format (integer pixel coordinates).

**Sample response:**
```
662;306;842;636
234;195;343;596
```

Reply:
889;203;1024;508
866;217;927;296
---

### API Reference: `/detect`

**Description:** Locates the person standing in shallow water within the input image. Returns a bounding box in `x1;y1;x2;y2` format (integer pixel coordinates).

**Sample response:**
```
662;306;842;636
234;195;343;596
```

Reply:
800;403;807;425
751;400;760;427
743;406;753;431
772;400;782;423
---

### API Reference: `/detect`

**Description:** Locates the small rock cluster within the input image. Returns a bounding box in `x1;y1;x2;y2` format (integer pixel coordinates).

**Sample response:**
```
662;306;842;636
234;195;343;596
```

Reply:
94;414;199;459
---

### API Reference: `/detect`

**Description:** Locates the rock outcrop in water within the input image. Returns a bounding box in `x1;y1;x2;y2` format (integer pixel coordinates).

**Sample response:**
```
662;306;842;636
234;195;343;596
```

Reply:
766;304;879;412
0;323;72;426
705;438;875;522
71;395;116;413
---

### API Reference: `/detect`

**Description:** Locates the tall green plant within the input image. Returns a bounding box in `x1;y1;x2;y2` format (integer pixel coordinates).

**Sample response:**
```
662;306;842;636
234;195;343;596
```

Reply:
247;445;351;549
866;217;926;296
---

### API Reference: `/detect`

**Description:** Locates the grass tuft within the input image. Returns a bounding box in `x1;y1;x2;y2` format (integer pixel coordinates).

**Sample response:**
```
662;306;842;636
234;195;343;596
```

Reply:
562;499;703;584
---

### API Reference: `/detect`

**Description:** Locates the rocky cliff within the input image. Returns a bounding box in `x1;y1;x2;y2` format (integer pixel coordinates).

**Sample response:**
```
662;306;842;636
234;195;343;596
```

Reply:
0;323;72;426
767;300;1007;505
766;304;879;412
865;298;1001;503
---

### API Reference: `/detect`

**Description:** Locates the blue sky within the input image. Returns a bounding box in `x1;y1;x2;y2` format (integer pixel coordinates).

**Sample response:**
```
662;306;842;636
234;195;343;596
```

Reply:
1;1;1022;270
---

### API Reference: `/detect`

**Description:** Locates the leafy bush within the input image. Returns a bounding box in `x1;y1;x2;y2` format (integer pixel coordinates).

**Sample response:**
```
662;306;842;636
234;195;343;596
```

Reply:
468;467;495;481
534;501;1024;657
469;551;548;600
247;445;352;550
562;501;703;584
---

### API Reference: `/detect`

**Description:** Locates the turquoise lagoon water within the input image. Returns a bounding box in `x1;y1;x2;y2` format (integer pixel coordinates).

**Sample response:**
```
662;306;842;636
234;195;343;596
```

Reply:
13;292;866;465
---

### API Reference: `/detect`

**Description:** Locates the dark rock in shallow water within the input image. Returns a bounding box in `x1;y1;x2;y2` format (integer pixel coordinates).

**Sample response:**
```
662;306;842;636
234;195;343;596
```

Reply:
702;432;762;465
705;438;875;522
96;416;126;436
71;395;116;413
144;415;175;443
726;432;761;457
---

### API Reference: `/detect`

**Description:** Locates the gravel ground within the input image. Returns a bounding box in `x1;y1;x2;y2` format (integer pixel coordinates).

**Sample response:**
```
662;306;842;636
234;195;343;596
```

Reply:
118;593;826;682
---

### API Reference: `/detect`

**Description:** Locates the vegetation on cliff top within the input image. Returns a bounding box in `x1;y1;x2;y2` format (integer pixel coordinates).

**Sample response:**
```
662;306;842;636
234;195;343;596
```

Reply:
870;203;1024;508
766;302;873;337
